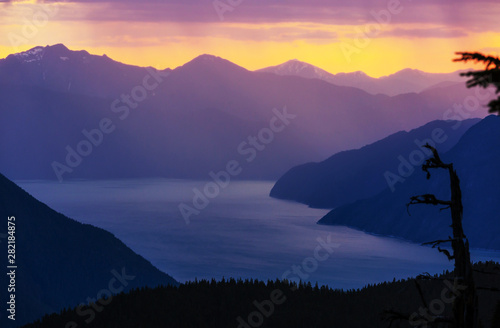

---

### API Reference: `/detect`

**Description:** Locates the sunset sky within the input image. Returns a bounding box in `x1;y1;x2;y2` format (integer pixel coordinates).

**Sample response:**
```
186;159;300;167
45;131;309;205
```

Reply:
0;0;499;77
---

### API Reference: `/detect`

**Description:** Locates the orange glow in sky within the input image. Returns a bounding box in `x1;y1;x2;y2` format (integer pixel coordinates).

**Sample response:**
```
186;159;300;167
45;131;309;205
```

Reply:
0;1;498;77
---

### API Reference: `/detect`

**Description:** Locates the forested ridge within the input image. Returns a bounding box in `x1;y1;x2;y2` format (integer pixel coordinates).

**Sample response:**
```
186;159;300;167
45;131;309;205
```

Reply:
24;262;500;328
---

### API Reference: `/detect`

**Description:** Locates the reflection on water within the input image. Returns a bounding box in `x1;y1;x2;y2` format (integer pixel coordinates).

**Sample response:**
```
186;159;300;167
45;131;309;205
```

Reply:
18;179;500;290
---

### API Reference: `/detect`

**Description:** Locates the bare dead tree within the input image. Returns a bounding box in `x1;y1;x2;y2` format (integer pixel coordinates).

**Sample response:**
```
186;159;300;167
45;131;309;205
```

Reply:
406;144;478;328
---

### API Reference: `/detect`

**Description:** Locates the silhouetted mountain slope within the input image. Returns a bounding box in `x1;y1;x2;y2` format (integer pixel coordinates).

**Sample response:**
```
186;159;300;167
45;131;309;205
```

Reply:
0;45;491;180
22;262;500;328
0;173;177;327
270;118;479;208
318;116;500;250
257;59;466;96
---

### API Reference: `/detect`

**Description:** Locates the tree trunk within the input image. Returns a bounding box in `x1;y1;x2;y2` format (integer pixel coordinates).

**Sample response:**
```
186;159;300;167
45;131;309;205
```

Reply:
448;166;477;328
406;145;478;328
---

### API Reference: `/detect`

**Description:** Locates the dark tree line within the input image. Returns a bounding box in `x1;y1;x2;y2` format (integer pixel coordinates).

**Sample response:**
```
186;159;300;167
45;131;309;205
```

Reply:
20;267;500;328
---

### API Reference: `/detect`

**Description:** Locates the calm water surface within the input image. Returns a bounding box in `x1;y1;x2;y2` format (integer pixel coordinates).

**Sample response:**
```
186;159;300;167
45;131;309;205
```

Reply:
17;179;500;290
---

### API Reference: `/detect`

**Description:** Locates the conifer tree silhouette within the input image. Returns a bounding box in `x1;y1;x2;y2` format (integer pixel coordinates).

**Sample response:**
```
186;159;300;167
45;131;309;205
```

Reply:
454;52;500;115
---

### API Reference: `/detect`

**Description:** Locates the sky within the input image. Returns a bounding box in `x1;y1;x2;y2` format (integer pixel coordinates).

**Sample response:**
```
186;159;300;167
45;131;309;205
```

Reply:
0;0;499;77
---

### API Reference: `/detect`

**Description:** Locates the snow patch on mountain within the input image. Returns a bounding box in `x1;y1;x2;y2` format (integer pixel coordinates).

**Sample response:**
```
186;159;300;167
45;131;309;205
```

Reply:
14;47;45;63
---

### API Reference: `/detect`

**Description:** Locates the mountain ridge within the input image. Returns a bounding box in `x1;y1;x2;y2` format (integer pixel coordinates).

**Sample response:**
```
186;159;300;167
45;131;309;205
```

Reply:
270;118;480;208
0;44;490;181
0;44;171;98
0;172;178;327
2;44;468;97
257;59;468;96
318;115;500;250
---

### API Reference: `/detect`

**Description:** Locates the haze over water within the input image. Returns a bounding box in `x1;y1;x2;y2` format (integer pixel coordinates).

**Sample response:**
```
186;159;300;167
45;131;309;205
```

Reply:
18;179;500;290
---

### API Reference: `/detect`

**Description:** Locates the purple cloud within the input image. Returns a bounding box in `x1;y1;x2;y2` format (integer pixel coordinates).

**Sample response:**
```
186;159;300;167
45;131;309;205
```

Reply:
380;28;468;39
28;0;495;29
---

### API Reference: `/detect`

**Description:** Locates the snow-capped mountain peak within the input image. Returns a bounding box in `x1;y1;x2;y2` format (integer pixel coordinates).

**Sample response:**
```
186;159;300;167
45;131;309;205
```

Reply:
14;46;45;63
257;59;336;82
273;59;312;74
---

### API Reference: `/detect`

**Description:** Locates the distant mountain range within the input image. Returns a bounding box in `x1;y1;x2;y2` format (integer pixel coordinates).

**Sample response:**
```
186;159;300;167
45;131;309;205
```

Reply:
0;44;489;181
318;116;500;250
270;118;480;208
0;173;177;327
257;59;467;96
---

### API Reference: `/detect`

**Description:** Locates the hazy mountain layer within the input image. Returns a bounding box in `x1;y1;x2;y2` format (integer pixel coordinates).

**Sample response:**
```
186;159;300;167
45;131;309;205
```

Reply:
319;116;500;250
0;45;489;180
270;118;479;208
257;59;466;96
